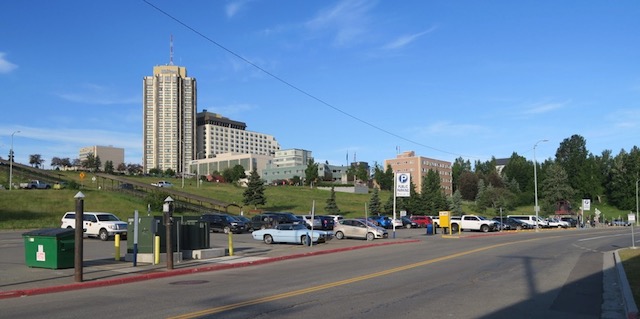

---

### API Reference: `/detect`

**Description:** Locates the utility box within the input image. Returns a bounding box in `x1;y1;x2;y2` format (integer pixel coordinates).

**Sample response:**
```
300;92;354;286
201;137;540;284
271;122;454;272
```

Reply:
181;220;210;250
23;228;75;269
439;211;450;233
127;216;162;254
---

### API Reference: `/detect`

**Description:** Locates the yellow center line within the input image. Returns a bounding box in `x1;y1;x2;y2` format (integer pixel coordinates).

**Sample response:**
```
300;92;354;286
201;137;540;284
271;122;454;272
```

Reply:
169;237;545;319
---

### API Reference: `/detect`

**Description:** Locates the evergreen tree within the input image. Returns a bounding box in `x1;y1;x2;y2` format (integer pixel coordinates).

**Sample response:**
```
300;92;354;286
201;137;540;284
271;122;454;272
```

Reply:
104;160;114;174
325;186;340;214
539;163;575;214
368;188;381;215
448;189;464;215
383;193;394;214
305;159;319;186
243;168;266;209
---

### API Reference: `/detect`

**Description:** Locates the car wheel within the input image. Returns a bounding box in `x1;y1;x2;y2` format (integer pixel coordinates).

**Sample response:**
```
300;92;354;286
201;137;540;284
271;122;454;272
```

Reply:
366;232;375;241
406;224;412;229
451;223;459;232
264;234;273;244
223;226;231;234
301;235;308;245
335;231;345;240
516;225;522;231
481;225;489;233
99;229;109;241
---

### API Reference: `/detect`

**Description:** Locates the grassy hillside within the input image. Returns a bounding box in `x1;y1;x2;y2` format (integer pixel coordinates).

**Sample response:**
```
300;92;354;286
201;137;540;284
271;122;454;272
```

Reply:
0;167;630;229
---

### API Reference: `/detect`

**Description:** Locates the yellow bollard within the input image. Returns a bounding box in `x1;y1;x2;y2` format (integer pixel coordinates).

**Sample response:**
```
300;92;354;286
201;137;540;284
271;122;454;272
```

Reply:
228;231;234;256
114;234;120;261
154;235;160;265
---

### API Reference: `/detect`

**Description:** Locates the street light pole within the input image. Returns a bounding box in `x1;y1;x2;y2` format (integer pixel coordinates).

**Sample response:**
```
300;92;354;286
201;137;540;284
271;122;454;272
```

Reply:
9;130;20;190
636;178;640;226
533;139;548;232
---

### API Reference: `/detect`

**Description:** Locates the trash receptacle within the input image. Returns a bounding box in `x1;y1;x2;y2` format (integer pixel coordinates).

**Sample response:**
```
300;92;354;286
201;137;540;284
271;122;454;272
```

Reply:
426;224;434;235
23;228;75;269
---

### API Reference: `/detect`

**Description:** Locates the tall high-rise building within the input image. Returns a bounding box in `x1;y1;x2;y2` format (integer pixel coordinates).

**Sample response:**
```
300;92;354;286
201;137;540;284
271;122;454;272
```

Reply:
142;65;197;174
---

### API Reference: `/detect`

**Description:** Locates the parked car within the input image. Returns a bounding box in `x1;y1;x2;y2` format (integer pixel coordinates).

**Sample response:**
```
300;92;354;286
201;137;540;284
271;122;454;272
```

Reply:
368;215;392;229
493;217;531;231
334;219;388;241
151;181;173;187
325;214;344;224
546;218;570;228
560;216;579;227
298;215;322;229
317;215;335;230
390;218;403;228
60;212;127;241
251;223;332;245
251;212;302;230
232;215;253;231
610;219;630;226
410;215;433;228
200;213;246;234
400;216;418;229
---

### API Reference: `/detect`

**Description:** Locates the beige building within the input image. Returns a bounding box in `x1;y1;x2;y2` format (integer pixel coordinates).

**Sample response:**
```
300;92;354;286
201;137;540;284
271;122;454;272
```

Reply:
142;64;196;174
196;111;280;159
78;145;125;170
384;151;453;196
188;152;272;179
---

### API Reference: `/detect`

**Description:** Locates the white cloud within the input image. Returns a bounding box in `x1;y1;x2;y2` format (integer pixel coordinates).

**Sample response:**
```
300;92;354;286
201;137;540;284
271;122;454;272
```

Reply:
305;0;377;46
383;26;437;50
0;52;18;74
522;100;570;115
225;0;253;18
55;83;138;105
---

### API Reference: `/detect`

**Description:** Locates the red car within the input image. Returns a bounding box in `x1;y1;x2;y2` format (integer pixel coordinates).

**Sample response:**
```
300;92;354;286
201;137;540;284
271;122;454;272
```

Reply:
410;215;433;228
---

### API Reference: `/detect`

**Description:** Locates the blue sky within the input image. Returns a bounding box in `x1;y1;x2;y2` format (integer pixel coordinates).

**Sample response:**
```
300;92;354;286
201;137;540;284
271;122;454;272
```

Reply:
1;1;639;168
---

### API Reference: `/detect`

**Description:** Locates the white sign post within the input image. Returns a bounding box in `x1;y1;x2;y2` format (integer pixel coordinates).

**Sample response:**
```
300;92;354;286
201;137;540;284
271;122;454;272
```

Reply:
393;173;411;239
629;213;636;249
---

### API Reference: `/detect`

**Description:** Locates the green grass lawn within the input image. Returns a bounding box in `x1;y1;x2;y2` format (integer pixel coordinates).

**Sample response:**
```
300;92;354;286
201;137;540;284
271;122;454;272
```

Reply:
618;248;640;306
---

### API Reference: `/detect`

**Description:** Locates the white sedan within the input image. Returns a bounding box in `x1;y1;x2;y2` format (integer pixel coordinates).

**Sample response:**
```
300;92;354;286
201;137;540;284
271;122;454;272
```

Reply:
251;223;333;245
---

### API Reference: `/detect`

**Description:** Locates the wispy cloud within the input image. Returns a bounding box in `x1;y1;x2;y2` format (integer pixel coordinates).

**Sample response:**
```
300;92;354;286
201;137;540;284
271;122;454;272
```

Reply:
305;0;377;47
55;83;138;105
413;121;487;137
383;26;437;50
208;103;256;116
522;100;570;115
607;109;640;129
0;52;18;74
226;0;257;18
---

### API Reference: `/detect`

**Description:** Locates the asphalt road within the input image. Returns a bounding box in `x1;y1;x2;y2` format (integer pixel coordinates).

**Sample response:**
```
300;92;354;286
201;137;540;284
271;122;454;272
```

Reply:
0;228;632;319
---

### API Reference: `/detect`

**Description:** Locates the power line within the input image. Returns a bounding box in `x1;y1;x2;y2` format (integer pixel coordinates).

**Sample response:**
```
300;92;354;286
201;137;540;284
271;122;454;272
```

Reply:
143;0;479;160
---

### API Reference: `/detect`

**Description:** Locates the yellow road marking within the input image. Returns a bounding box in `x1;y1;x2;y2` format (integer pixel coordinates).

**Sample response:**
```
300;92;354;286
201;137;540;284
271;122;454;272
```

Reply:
169;237;545;319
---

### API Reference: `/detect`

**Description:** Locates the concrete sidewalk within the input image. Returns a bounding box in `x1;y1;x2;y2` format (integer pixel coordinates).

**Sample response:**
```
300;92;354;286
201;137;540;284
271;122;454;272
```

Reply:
0;232;418;299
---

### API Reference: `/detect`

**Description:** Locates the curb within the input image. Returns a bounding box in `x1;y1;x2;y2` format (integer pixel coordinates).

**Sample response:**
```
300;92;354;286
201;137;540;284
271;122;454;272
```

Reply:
614;249;639;319
0;239;419;300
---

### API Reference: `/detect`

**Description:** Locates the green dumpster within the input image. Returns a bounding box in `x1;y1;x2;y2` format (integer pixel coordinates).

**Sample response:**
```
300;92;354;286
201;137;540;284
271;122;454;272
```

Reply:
23;228;75;269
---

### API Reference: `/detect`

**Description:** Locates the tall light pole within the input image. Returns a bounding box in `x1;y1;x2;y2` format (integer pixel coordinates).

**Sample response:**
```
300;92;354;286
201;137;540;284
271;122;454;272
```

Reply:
636;178;640;226
533;139;548;232
9;130;20;191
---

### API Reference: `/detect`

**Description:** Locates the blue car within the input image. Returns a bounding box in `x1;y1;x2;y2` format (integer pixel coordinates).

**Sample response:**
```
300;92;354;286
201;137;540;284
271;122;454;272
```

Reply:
367;215;392;229
251;223;333;245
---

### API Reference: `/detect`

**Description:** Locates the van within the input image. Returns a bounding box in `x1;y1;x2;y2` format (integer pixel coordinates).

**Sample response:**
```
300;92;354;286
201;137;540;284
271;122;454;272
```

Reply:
507;215;548;228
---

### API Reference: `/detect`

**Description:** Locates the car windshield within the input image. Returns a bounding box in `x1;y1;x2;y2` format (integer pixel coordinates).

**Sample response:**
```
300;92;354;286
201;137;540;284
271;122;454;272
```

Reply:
96;214;120;221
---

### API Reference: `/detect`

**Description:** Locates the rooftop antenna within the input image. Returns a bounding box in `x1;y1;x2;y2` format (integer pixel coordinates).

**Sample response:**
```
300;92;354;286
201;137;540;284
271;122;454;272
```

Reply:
169;34;174;65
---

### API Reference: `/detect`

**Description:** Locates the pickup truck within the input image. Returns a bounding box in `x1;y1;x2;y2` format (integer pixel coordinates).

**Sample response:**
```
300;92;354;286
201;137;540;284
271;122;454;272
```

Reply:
151;181;173;187
19;180;51;189
450;215;498;233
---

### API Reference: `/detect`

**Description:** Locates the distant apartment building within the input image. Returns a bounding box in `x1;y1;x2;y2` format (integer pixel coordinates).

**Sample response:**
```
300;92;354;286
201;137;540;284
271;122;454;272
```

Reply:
384;151;452;196
142;64;196;174
78;145;125;170
196;111;280;159
262;149;331;184
187;152;272;179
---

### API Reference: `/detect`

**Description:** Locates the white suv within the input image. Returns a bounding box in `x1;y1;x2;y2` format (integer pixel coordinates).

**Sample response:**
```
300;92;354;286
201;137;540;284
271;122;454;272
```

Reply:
60;212;127;241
